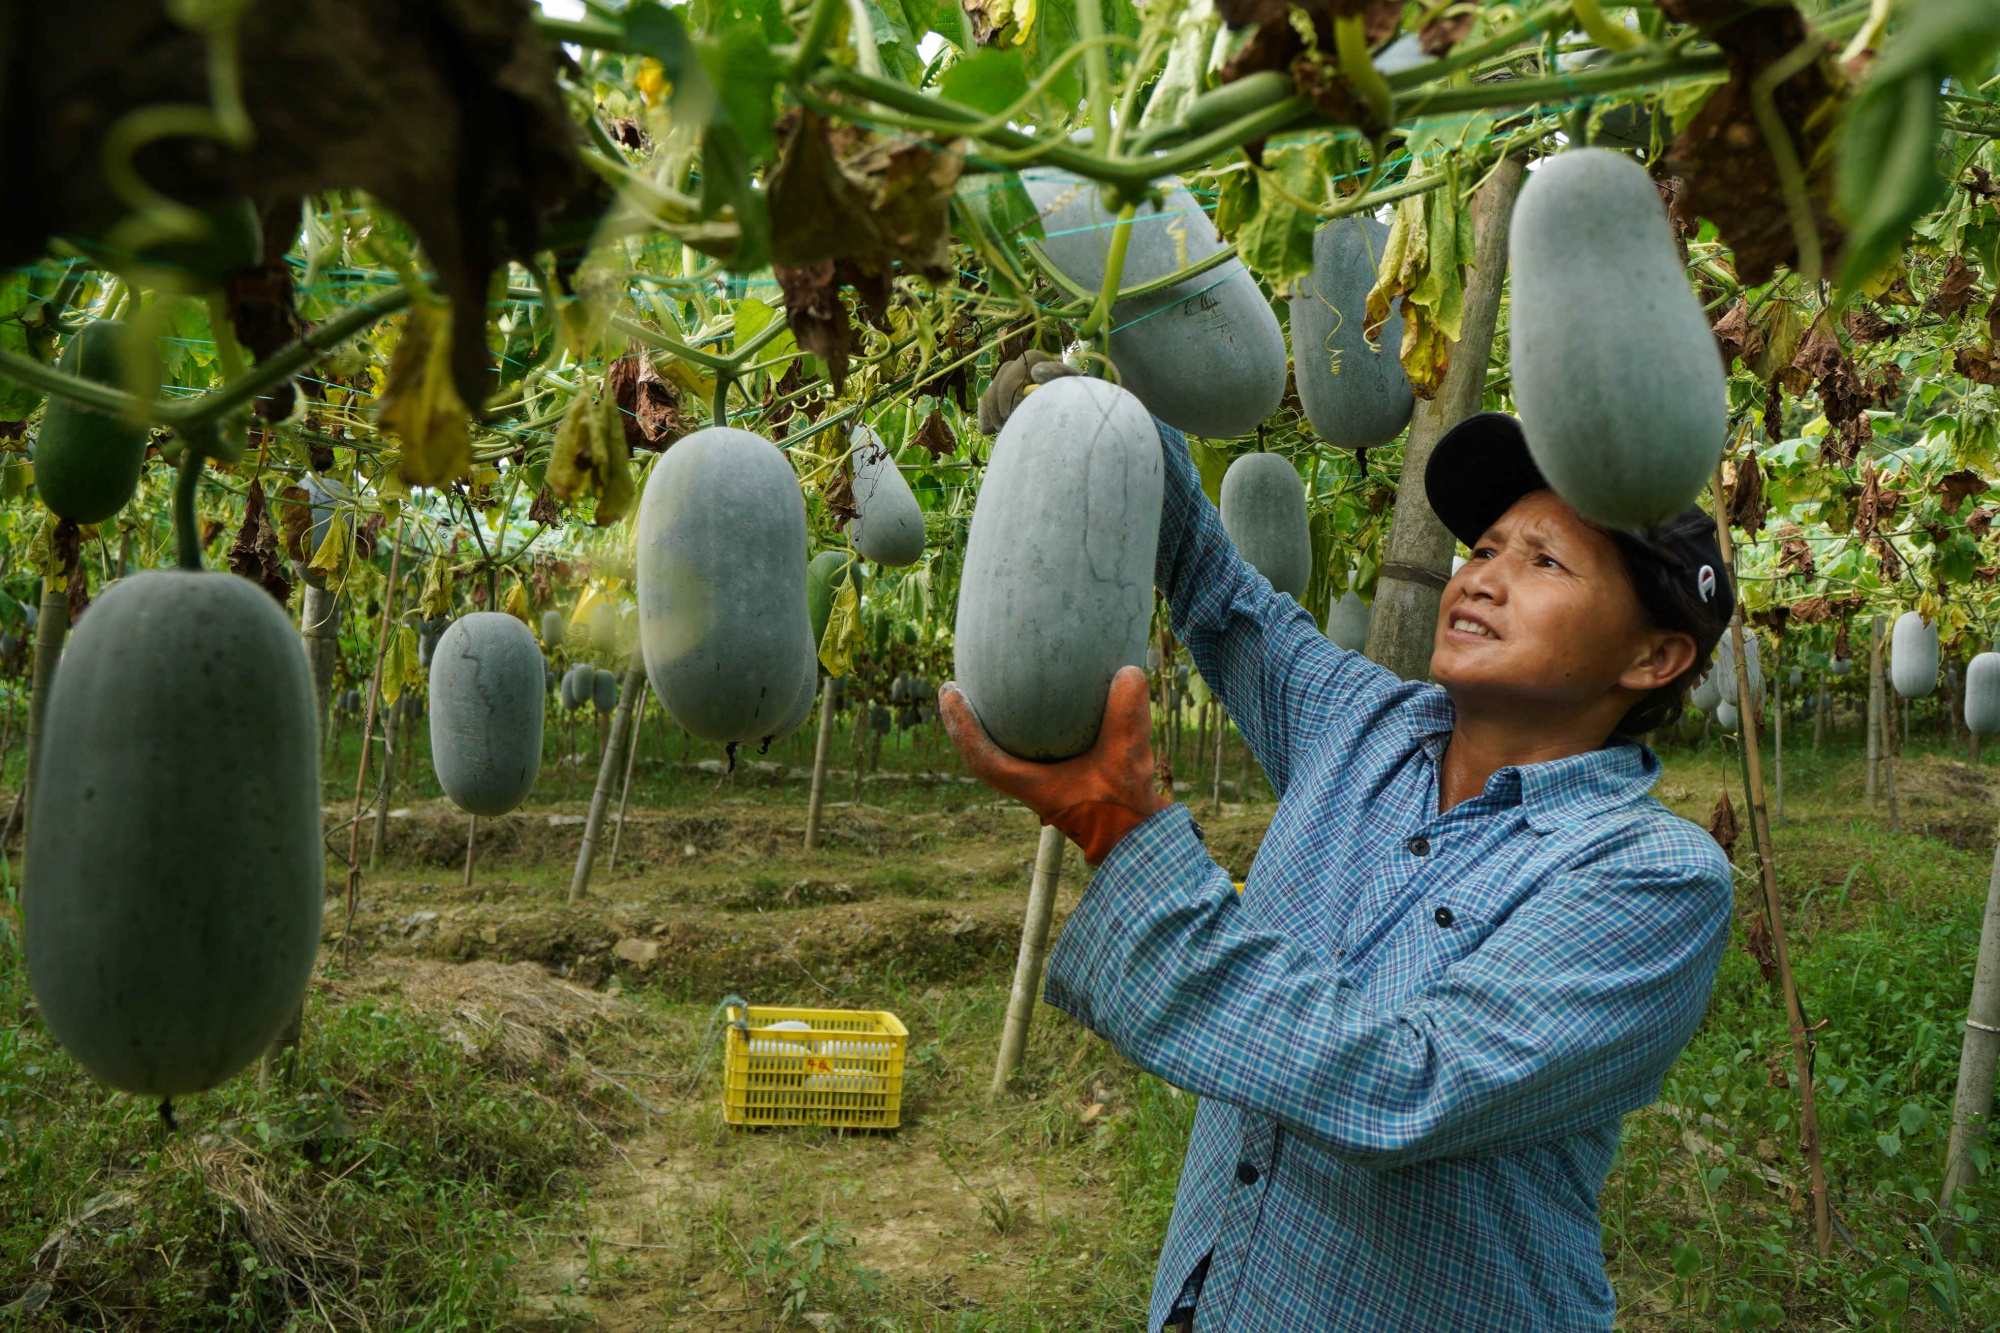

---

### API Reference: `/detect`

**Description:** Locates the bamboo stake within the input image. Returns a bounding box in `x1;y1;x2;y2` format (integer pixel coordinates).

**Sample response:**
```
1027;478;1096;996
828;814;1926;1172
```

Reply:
805;676;837;851
1942;825;2000;1250
463;815;477;886
1773;638;1784;824
1867;617;1883;804
1712;478;1830;1257
1884;678;1901;834
992;825;1067;1098
569;646;647;905
1211;702;1226;815
369;688;398;869
339;518;407;954
608;688;648;870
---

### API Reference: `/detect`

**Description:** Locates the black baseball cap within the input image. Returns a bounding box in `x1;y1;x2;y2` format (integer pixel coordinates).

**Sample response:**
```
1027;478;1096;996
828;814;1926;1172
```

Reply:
1424;411;1736;734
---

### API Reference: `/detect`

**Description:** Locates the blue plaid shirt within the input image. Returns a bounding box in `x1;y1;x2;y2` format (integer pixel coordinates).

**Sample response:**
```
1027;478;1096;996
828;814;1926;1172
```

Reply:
1041;423;1732;1332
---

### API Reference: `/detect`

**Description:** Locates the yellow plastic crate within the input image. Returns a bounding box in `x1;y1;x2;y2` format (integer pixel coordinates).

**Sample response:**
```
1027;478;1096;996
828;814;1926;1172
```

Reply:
722;1005;908;1129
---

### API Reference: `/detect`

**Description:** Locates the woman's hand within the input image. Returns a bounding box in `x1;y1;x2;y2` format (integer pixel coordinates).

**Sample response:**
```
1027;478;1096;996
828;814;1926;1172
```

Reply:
938;665;1168;865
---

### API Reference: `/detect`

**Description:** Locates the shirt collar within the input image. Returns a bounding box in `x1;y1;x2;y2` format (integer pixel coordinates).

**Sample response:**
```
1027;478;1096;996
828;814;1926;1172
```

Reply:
1405;688;1661;833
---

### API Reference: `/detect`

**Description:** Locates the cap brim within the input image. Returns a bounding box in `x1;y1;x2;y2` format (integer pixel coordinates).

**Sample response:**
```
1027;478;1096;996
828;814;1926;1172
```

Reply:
1423;412;1550;550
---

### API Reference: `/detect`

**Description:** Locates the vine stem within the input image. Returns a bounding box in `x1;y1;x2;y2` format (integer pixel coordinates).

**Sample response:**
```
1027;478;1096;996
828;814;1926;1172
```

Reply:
174;443;205;571
1749;38;1828;282
1075;0;1112;149
1079;204;1138;340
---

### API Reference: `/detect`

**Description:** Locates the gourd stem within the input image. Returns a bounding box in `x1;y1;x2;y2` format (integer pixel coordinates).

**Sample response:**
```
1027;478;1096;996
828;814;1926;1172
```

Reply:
712;373;732;427
174;446;205;571
1079;204;1138;340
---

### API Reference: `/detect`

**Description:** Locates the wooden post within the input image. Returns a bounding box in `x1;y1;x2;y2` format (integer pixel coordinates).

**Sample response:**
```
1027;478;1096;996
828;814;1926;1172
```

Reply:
1942;829;2000;1248
1814;680;1827;755
805;676;837;851
1364;157;1525;680
369;691;398;870
301;584;341;749
569;646;646;905
1712;477;1831;1257
992;825;1067;1098
463;815;478;886
1867;617;1884;804
607;688;647;871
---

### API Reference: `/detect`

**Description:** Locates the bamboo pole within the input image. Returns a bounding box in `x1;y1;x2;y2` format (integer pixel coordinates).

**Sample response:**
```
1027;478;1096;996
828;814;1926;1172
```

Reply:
805;675;837;851
568;646;646;905
1211;702;1226;815
1773;639;1784;824
368;688;398;869
1942;828;2000;1249
992;825;1067;1098
607;688;647;871
463;815;478;887
1712;477;1830;1257
1884;678;1901;835
339;518;407;953
1868;617;1884;803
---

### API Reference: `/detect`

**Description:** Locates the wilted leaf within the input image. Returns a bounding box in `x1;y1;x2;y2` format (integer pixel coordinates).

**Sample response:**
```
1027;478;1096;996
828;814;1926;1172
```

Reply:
911;408;957;461
503;578;531;626
1924;255;1980;317
228;481;292;605
1742;911;1778;981
1937;469;1988;516
380;625;419;706
767;110;965;279
379;302;472;488
1708;788;1739;857
1843;308;1904;343
546;385;637;526
1365;180;1476;398
276;484;314;563
1661;0;1846;285
529;485;564;525
604;353;688;452
1727;453;1767;537
819;576;861;676
1776;524;1815;580
307;503;351;580
419;556;453;620
1711;298;1762;369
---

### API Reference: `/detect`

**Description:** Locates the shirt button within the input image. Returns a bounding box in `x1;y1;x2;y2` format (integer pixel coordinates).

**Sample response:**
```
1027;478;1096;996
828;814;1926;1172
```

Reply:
1434;906;1455;928
1236;1161;1260;1186
1407;836;1430;856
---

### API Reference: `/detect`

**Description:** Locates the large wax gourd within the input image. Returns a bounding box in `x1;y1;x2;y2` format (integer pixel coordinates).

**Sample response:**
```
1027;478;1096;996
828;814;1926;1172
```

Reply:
1890;611;1938;699
848;427;925;567
1325;591;1371;652
1289;217;1414;451
1022;168;1285;438
429;612;544;816
1509;149;1726;529
638;426;815;743
26;571;323;1097
1219;452;1312;601
955;377;1162;760
1966;652;2000;735
34;321;151;525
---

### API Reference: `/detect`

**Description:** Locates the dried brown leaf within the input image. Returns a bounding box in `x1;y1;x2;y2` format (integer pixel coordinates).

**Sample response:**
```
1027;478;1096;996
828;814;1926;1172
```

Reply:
1660;0;1845;285
228;482;293;605
1708;789;1739;859
911;408;957;462
1743;912;1778;981
1936;469;1988;517
1925;256;1980;317
604;354;687;452
1728;453;1767;537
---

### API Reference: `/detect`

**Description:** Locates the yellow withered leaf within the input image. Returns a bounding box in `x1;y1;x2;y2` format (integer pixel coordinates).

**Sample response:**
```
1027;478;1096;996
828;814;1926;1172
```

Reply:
378;301;472;488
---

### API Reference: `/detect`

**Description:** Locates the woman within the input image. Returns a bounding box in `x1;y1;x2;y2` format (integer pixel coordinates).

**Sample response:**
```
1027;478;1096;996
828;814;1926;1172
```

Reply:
940;407;1736;1331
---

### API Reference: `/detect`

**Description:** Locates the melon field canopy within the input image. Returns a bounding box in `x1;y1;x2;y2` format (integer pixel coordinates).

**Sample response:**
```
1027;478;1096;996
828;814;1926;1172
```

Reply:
0;0;1999;1325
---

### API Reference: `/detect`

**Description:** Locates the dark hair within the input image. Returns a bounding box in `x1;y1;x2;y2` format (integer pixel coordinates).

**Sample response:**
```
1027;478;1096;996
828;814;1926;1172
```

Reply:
1600;508;1736;738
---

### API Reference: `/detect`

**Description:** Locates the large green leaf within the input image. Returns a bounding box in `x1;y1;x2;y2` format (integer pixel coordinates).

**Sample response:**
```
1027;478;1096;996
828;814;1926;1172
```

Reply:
940;47;1029;116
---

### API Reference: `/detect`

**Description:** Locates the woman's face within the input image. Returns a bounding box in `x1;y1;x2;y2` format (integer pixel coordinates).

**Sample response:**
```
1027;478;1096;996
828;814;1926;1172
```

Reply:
1429;489;1696;720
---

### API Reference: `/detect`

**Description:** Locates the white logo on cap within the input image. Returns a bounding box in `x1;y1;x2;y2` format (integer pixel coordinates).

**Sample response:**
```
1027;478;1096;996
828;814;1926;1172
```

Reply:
1697;565;1717;602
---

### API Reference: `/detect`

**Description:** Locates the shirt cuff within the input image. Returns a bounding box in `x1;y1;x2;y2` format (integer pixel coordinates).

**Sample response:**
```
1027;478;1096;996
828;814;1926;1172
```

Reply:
1043;803;1230;1031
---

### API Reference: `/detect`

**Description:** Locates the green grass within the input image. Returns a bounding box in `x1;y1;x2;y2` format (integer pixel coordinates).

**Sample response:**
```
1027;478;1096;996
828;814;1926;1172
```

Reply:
8;717;2000;1330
